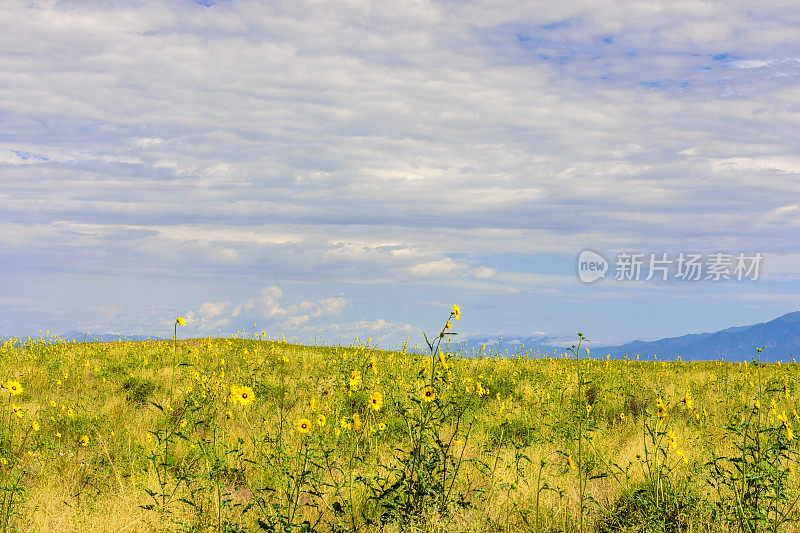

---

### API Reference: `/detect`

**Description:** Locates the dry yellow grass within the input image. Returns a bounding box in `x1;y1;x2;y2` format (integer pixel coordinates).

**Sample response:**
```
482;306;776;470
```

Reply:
0;331;797;532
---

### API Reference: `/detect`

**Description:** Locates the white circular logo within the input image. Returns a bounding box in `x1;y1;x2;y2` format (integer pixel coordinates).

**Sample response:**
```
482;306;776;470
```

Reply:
577;250;608;283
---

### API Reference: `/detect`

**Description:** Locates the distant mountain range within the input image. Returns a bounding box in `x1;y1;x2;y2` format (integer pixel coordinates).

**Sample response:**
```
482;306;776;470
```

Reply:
467;311;800;362
58;311;800;362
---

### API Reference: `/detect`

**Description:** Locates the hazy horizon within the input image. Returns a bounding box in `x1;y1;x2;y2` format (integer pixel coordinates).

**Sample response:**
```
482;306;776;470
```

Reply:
4;1;800;347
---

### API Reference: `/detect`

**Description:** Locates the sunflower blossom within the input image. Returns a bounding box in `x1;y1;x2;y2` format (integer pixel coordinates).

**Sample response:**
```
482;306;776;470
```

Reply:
230;385;255;407
297;418;312;434
369;391;383;412
422;386;435;402
5;380;22;396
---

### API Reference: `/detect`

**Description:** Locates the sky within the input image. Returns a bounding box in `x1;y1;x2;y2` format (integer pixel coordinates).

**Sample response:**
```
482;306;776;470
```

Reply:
3;0;800;349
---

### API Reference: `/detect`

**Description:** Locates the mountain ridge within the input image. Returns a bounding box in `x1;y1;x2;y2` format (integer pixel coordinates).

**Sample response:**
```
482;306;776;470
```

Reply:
467;311;800;362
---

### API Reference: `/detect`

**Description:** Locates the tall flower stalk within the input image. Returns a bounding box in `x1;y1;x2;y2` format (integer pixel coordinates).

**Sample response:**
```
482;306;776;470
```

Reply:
171;316;186;408
424;304;460;389
567;332;587;533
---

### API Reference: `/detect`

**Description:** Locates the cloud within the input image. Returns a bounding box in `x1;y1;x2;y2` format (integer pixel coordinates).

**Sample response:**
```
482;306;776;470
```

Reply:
323;318;418;345
473;266;497;279
237;285;348;330
245;286;285;318
3;1;800;344
183;286;414;344
314;297;347;317
409;258;467;278
185;301;233;331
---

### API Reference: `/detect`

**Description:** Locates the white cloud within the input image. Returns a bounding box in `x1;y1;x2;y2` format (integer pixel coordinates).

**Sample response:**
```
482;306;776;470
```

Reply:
239;286;348;330
246;286;285;318
323;318;418;345
283;314;310;329
186;301;233;331
409;258;466;278
314;297;347;317
4;0;800;342
473;266;497;279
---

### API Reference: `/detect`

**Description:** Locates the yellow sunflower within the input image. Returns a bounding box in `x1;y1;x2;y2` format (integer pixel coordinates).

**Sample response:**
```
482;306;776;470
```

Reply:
349;369;362;390
5;380;22;396
656;398;667;419
230;385;255;407
676;449;688;465
297;418;312;434
422;386;435;402
369;391;383;412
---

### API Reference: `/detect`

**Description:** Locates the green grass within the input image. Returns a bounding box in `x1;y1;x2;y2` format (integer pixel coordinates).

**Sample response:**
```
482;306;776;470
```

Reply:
0;332;798;532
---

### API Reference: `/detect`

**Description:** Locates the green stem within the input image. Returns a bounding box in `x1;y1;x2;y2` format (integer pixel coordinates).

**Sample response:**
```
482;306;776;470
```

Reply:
572;334;585;533
535;460;544;533
288;439;309;526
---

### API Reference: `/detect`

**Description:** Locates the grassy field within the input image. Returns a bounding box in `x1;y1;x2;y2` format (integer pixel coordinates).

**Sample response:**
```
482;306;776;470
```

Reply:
1;312;799;532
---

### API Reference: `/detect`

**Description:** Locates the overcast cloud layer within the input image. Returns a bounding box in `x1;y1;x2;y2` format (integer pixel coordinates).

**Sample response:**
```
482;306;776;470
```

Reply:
3;0;800;348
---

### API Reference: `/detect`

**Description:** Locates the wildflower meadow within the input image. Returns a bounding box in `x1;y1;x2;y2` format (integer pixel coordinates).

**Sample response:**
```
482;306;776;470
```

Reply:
1;308;799;532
